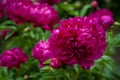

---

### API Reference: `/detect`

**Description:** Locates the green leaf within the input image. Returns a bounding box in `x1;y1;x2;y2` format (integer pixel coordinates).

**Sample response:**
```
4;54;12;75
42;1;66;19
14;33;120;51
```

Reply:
1;20;15;25
29;73;41;78
40;66;51;71
80;4;91;16
43;59;50;64
4;31;15;40
74;64;81;74
0;25;17;31
16;77;23;80
40;69;70;80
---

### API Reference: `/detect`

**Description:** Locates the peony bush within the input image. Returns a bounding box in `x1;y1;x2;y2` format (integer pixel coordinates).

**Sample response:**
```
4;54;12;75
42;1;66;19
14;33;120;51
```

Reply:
0;0;120;80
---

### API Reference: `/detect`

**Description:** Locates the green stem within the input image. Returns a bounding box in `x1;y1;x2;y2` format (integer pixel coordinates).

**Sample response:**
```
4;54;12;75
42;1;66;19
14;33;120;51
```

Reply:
73;70;80;80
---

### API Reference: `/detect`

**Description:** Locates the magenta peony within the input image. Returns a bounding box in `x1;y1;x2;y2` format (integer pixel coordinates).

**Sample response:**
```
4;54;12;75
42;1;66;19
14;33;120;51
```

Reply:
5;0;33;24
30;3;60;30
88;9;114;31
32;40;53;67
0;48;28;68
5;0;59;30
32;17;107;69
50;58;62;68
36;0;61;5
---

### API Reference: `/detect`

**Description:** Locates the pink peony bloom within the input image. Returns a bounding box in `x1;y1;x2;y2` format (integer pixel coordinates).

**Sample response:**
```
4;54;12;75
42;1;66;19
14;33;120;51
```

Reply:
91;0;98;7
36;0;61;5
32;40;53;67
0;48;28;69
5;0;59;30
5;0;33;24
88;9;114;31
32;17;107;69
30;3;60;30
48;17;107;69
50;58;62;68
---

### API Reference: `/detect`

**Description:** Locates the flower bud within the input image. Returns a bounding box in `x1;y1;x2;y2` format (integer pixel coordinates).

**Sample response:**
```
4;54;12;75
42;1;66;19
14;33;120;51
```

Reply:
50;58;62;68
91;0;98;7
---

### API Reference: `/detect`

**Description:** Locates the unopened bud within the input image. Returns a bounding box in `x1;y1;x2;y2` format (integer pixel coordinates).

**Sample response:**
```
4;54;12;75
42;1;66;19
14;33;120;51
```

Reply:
91;0;98;7
50;58;62;68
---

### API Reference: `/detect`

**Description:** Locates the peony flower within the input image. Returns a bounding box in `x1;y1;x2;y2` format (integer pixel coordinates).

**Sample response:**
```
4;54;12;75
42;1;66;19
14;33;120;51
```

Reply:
88;9;114;31
50;58;62;68
48;17;107;69
30;3;60;30
5;0;59;30
36;0;61;5
0;48;28;69
32;40;53;67
32;17;107;69
5;0;33;24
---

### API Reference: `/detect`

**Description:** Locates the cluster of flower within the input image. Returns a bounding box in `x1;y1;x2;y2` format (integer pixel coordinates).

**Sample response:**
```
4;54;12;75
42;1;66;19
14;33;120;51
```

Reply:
0;0;114;69
32;17;107;69
0;0;60;69
0;0;60;30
